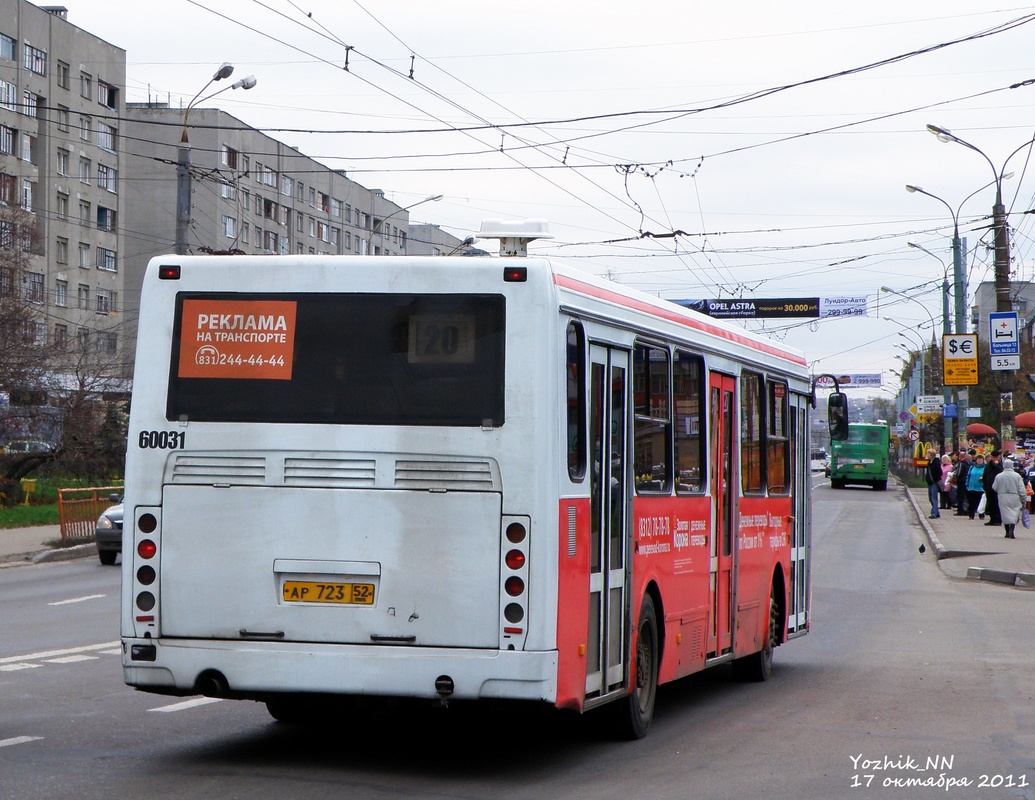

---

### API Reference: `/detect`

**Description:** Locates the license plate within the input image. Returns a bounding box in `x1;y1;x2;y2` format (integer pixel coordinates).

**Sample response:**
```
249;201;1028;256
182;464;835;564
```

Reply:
282;580;375;605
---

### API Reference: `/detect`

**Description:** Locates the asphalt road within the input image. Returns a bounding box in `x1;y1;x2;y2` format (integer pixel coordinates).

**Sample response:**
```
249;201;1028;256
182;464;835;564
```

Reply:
1;479;1033;800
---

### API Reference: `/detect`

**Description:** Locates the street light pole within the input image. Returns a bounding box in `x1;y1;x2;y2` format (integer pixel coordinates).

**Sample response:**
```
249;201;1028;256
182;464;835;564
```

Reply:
882;285;944;452
908;242;954;451
176;64;257;255
927;124;1035;447
366;194;443;254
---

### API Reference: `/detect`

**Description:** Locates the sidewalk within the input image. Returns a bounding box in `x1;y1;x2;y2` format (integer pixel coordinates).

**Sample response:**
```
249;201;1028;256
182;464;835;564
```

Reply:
0;524;95;567
905;486;1035;589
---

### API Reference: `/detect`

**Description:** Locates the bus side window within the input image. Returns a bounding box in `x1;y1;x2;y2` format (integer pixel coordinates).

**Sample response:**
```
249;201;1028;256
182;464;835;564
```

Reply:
767;380;789;495
566;321;586;482
740;371;765;495
633;343;672;494
674;350;705;494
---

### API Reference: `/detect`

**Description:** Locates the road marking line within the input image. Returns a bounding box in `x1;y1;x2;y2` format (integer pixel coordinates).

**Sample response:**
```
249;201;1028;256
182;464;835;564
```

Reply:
48;594;106;606
0;736;43;748
0;641;119;666
0;663;41;672
45;654;98;664
150;697;223;713
99;648;122;656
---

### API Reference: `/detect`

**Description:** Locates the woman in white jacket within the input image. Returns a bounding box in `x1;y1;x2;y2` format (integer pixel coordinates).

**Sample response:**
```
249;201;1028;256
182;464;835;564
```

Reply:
992;459;1027;539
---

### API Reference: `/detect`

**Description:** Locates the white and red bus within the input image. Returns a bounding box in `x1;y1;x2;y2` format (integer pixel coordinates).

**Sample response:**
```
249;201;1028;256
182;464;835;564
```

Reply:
122;221;816;738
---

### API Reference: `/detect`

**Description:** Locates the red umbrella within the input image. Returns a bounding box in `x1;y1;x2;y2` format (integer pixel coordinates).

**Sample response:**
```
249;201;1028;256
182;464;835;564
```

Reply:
966;422;997;436
1014;411;1035;430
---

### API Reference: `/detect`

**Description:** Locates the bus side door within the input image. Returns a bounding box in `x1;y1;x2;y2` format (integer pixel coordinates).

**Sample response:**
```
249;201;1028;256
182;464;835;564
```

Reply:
586;344;630;698
708;372;735;656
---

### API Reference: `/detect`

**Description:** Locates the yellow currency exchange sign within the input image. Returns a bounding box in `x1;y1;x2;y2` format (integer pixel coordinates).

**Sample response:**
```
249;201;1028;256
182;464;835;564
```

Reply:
943;334;978;386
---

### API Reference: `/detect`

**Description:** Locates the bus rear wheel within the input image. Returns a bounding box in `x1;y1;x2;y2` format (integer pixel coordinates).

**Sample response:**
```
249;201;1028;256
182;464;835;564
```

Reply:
613;594;659;739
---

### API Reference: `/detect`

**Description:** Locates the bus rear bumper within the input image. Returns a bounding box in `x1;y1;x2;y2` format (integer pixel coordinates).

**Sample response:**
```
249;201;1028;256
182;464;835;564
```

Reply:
123;637;559;704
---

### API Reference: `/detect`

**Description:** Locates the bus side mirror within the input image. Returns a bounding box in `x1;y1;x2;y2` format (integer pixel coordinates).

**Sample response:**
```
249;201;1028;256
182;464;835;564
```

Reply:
828;392;849;441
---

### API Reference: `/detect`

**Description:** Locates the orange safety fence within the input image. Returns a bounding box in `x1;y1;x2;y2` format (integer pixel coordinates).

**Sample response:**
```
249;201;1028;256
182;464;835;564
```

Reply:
57;486;122;545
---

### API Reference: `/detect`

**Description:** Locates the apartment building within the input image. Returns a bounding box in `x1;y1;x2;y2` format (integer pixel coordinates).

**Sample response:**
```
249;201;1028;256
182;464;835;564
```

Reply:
0;1;126;364
121;104;415;347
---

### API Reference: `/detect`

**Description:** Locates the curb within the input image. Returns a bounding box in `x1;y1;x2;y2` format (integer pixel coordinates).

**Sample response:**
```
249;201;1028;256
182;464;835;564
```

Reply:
903;483;1035;589
0;543;95;568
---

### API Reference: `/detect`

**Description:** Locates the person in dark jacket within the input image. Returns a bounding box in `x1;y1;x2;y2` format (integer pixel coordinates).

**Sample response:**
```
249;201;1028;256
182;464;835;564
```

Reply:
924;450;942;519
982;449;1004;526
954;450;974;516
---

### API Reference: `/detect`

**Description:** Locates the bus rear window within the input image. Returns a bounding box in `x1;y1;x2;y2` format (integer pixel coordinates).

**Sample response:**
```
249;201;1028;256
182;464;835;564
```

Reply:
167;293;505;426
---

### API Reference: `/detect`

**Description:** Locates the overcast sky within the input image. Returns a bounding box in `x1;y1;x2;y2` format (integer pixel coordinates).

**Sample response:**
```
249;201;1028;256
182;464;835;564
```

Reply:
61;1;1035;395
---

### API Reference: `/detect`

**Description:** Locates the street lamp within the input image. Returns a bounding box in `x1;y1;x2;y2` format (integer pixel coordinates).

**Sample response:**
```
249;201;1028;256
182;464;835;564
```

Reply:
927;124;1035;445
366;194;443;254
176;64;258;255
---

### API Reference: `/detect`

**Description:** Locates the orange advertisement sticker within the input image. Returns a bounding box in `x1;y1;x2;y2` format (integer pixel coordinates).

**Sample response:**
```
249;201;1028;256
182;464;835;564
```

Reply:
177;299;297;380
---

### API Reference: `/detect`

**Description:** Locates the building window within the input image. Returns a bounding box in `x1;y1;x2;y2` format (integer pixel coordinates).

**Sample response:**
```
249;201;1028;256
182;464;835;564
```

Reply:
0;173;14;206
97;332;117;354
97;164;117;192
78;243;90;269
79;158;91;185
96;122;116;151
56;105;69;132
220;180;236;200
25;272;44;304
295;181;304;201
222;144;238;168
96;207;116;233
56;192;68;220
79;115;91;141
23;44;46;76
0;80;15;111
263;230;278;252
280;175;292;197
0;34;14;61
80;72;92;98
221;215;237;238
331;198;342;218
20;133;35;164
56;237;68;264
78;201;91;227
55;281;67;307
241;222;249;245
77;284;89;309
56;61;70;89
21;90;38;118
96;248;117;272
21;179;32;211
54;324;67;348
96;288;113;313
97;80;117;109
77;327;89;351
0;125;14;155
56;148;69;175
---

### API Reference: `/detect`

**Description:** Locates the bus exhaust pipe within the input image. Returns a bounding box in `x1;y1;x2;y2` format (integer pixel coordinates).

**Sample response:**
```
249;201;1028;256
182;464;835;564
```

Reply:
434;675;454;706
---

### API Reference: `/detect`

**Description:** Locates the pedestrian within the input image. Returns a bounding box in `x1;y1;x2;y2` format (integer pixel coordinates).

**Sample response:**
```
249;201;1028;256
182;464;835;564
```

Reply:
966;453;986;520
954;449;974;516
924;449;942;519
939;455;954;509
983;449;1004;526
992;457;1026;539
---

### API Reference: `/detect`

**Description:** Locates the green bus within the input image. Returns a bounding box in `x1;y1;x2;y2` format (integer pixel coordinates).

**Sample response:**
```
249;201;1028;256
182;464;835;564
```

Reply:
828;423;890;491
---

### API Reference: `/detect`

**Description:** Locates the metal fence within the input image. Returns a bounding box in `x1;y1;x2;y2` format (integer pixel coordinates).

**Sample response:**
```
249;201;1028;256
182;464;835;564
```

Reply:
57;486;122;544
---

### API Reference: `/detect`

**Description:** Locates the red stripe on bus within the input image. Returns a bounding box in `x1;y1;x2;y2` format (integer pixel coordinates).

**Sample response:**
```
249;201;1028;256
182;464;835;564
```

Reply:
553;273;808;367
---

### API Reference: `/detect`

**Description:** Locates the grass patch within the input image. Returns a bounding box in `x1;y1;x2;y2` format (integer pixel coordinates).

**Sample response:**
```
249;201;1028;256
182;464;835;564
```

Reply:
0;503;60;528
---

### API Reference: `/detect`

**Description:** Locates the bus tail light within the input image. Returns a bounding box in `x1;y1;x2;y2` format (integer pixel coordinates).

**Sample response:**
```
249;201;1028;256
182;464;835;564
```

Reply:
133;508;162;631
499;517;530;649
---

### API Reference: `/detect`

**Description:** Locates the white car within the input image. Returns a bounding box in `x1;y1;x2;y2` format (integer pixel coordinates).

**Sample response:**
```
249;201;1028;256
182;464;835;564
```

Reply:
810;450;829;473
